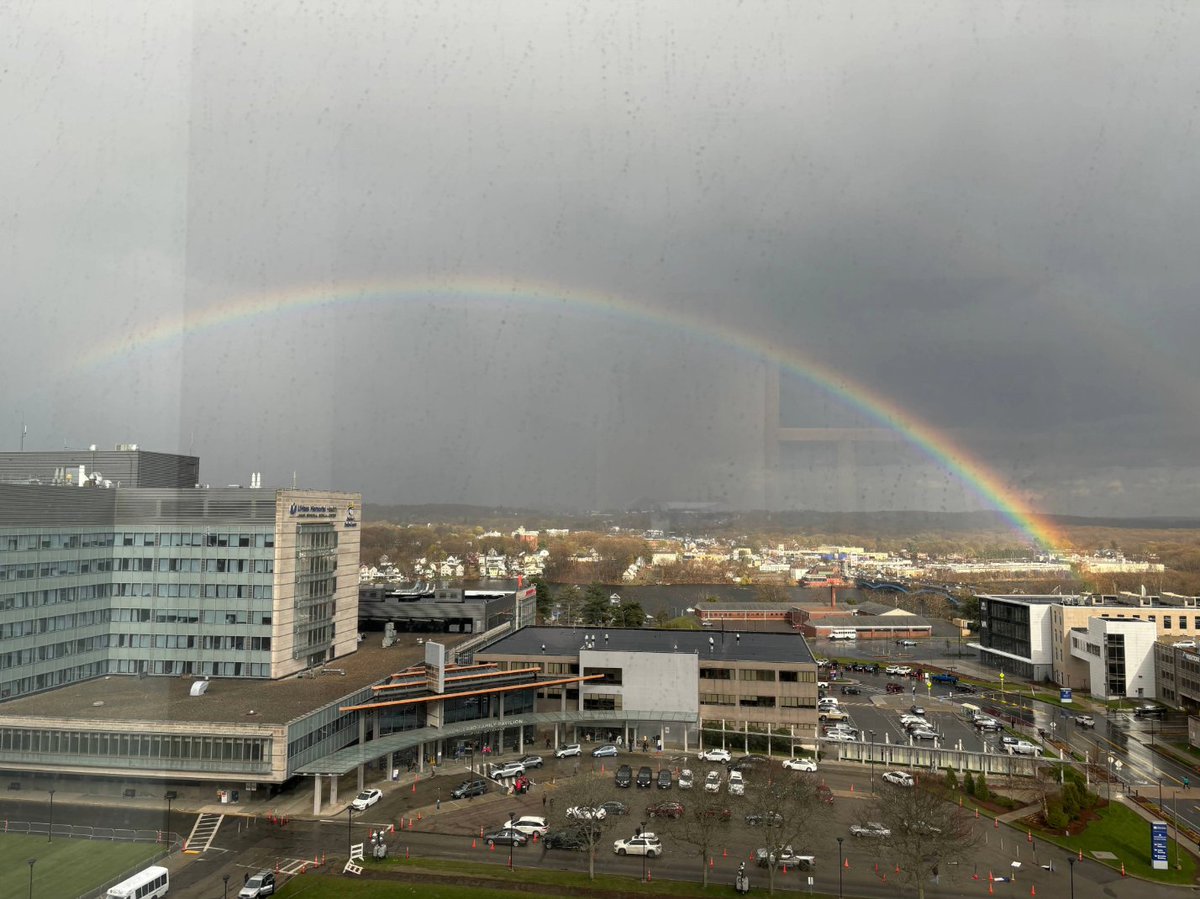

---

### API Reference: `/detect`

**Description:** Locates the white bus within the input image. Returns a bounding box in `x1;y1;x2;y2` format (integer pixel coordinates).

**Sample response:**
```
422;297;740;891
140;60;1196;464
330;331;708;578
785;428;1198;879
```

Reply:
105;865;169;899
960;702;982;721
827;628;857;641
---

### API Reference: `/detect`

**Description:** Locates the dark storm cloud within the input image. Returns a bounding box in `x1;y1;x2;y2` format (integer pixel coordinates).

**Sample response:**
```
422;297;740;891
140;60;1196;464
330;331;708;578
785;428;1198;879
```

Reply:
6;1;1200;516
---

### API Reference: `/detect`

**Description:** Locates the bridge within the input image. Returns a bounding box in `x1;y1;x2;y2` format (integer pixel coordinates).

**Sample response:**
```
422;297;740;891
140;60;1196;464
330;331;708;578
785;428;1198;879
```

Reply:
855;577;961;604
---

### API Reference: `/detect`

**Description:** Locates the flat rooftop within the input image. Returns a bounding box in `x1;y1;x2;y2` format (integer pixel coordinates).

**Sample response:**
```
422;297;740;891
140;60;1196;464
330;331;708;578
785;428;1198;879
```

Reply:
0;636;460;727
480;626;815;666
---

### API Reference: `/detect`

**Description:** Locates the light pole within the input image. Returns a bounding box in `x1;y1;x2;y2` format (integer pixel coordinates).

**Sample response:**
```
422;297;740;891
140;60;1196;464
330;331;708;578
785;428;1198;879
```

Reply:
46;790;55;842
164;791;176;850
868;731;876;794
222;873;229;899
1067;855;1075;899
1175;791;1181;870
347;805;354;862
27;858;35;899
837;836;844;898
508;809;517;870
639;821;647;882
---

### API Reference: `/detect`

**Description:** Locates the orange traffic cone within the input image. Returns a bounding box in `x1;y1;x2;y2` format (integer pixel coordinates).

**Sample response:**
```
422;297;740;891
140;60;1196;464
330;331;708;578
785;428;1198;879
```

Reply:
994;817;999;828
1027;830;1032;842
412;782;417;793
1030;885;1035;896
988;881;994;895
894;864;900;874
647;870;651;882
1078;849;1082;862
975;808;979;818
489;842;495;851
1121;862;1126;877
723;848;727;858
844;857;850;869
471;838;477;849
709;857;714;868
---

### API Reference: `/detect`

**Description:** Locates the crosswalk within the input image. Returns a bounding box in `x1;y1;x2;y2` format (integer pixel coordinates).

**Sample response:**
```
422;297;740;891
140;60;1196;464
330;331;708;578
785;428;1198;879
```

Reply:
183;812;224;854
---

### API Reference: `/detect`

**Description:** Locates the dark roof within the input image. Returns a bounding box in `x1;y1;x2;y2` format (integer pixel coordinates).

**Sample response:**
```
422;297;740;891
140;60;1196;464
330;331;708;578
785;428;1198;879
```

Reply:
0;638;460;727
479;626;815;666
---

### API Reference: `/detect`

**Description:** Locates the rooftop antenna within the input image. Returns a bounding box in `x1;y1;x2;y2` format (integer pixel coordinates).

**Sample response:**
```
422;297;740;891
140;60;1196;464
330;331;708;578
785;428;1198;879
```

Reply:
292;470;297;489
19;415;26;451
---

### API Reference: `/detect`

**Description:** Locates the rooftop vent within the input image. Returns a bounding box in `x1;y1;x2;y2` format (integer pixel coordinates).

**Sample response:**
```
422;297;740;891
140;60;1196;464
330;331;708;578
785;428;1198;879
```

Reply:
188;680;210;697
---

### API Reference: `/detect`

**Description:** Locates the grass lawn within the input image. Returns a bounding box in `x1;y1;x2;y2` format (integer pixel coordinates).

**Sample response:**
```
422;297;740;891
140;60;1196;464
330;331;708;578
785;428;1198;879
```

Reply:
0;833;164;897
1032;801;1198;884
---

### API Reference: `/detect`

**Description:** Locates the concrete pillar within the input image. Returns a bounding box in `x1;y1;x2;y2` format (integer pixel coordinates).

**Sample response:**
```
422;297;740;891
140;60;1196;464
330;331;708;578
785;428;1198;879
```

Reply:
418;742;426;774
357;763;365;792
518;727;524;754
683;725;689;753
330;773;339;806
313;774;323;816
357;716;367;789
387;751;395;781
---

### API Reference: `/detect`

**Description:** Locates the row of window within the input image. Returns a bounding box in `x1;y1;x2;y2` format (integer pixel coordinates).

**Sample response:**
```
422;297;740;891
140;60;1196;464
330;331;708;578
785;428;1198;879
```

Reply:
112;659;271;678
0;659;108;698
699;693;816;708
0;584;109;609
112;583;274;599
1;636;107;668
113;557;275;573
111;608;271;625
111;634;272;651
0;531;276;552
0;609;106;638
698;667;813;683
0;727;269;763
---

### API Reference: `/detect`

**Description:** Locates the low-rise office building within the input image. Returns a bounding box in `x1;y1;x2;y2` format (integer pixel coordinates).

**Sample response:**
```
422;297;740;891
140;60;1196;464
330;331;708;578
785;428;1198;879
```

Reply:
476;626;820;751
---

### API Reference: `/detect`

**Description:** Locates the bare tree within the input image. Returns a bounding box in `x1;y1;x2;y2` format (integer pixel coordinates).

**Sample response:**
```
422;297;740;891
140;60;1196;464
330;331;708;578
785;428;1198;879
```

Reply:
545;773;622;880
656;782;735;887
743;770;830;895
862;781;979;899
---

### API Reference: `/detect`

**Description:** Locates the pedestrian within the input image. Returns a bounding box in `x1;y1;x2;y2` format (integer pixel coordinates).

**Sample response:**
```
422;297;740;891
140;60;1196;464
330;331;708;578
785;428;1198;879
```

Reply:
542;794;547;810
436;796;441;811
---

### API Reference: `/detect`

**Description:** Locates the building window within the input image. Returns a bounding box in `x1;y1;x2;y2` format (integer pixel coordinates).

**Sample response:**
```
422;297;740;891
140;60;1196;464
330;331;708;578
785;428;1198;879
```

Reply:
739;669;776;682
779;671;798;683
699;668;732;680
582;666;623;685
738;695;776;708
1165;616;1173;629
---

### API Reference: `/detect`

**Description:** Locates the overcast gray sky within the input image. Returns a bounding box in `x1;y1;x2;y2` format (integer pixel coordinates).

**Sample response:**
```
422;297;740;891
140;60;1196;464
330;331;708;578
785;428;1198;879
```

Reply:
6;1;1200;519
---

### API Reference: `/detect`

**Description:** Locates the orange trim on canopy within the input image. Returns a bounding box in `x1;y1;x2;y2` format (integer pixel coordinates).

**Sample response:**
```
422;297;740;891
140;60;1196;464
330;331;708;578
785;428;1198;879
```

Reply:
342;673;603;712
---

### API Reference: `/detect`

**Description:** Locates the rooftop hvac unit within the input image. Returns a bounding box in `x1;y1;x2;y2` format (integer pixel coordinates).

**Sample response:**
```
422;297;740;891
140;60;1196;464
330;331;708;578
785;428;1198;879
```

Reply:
189;680;210;697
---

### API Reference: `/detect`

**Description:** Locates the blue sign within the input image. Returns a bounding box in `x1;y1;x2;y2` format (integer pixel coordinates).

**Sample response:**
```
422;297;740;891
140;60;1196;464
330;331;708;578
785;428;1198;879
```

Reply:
1060;688;1073;703
1151;821;1169;869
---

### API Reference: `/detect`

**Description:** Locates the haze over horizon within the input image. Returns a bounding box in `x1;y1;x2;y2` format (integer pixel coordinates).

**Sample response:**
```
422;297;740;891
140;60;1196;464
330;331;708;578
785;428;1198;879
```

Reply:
6;2;1200;522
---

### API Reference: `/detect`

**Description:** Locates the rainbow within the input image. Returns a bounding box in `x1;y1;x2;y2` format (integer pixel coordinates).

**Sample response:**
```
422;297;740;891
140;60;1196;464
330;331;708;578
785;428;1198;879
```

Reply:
77;276;1066;548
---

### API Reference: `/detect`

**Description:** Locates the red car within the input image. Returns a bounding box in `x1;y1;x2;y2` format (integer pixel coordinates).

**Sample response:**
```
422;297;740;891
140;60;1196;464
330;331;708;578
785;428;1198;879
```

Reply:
885;683;904;694
816;784;834;804
646;801;685;819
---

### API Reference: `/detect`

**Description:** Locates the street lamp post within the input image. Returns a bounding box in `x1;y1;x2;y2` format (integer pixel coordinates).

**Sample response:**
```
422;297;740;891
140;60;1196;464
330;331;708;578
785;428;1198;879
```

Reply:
1067;856;1075;899
639;821;647;882
27;858;35;899
1175;791;1181;870
47;790;55;843
164;791;176;851
868;731;876;794
347;805;354;862
222;873;229;899
837;836;844;898
508;809;517;870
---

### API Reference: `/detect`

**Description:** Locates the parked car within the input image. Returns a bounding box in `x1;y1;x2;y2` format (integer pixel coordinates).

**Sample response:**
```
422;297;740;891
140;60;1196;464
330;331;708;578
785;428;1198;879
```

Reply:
544;827;590;851
350;788;382;811
822;730;857;743
678;768;694;789
783;757;817;772
566;805;607;821
896;639;918;647
885;682;904;694
882;771;915;787
615;764;633;788
745;811;784;827
974;717;1001;731
555;743;582;758
450;779;488;799
850;822;891;838
1073;715;1095;728
657;769;673;789
840;685;861;695
698;748;731;763
613;833;662;856
599;800;629;817
646;800;685;819
754;846;815;870
518;754;544;769
1135;705;1167;718
238;871;276;898
728;770;745;795
818;708;849;722
955;682;977;694
815;784;834;804
636;766;653;788
910;728;938;741
485;827;529;847
592;744;619;758
490;761;527;779
704;770;722;792
505;816;549;836
1008;740;1039;756
909;705;925;716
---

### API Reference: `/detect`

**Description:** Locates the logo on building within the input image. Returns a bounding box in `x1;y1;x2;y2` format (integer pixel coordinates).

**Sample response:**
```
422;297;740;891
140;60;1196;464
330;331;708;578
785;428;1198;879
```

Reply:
344;504;358;528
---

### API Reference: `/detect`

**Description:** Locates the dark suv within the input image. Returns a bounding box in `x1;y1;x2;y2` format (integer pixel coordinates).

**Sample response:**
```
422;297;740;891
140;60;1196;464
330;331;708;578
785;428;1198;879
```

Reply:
636;766;653;788
615;764;633;788
656;769;672;789
451;779;488;799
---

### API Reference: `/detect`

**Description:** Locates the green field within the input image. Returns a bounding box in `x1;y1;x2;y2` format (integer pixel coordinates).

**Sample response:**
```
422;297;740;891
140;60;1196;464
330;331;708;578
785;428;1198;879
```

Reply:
0;833;164;898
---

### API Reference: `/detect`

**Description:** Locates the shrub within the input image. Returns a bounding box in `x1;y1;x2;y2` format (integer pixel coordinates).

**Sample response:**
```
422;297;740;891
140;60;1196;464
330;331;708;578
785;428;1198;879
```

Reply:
964;771;976;797
1061;782;1081;818
1045;800;1069;830
975;772;990;802
944;767;959;791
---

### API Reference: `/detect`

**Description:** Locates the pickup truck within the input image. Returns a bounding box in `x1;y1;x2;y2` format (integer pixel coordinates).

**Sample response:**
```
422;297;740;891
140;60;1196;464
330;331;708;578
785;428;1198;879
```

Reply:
930;673;958;686
1073;715;1095;728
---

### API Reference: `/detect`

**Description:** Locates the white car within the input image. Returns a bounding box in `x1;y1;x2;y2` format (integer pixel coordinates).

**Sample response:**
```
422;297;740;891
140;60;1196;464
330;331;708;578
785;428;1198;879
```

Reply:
910;728;938;741
350;788;382;811
614;833;662;857
704;770;722;792
678;768;694;789
850;822;892;838
490;761;526;779
555;743;582;758
894;665;912;676
566;805;607;821
885;665;902;675
728;770;745;795
818;696;839;707
698;748;731;763
505;815;549;836
822;731;857;743
1073;715;1095;728
783;757;818;772
882;771;915;787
